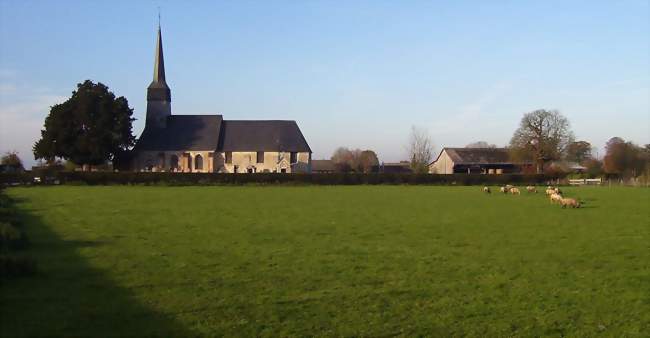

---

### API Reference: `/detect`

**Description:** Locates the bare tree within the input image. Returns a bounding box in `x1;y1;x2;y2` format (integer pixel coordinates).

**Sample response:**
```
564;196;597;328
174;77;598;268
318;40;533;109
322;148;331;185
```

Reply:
407;126;434;174
465;141;497;148
331;147;379;173
509;109;574;173
331;147;354;172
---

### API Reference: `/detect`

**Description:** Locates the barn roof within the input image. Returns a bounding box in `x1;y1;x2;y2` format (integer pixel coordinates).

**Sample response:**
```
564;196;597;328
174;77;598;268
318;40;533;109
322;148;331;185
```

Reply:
218;120;311;152
135;115;223;151
437;148;512;165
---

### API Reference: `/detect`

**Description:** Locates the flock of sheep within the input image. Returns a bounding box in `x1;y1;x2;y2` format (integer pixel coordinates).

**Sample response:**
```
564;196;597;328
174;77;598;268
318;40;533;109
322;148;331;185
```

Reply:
482;184;581;208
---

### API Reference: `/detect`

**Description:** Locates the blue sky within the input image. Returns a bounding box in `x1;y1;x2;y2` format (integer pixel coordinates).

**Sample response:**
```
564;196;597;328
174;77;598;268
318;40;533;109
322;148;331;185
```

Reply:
1;0;648;166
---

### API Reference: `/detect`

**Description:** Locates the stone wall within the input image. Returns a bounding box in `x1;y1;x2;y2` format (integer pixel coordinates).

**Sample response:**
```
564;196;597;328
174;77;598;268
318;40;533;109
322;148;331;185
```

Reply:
133;150;311;173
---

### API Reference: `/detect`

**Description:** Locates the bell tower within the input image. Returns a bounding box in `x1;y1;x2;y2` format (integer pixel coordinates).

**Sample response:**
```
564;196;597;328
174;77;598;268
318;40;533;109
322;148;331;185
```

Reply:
145;23;171;129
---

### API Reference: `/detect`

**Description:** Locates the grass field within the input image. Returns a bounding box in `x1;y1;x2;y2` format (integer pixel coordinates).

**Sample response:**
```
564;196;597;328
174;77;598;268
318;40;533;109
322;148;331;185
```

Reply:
1;186;649;337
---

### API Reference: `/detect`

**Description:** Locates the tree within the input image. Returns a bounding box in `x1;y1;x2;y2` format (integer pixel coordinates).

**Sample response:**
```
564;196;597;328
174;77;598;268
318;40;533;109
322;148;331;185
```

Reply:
33;80;135;169
465;141;496;148
1;151;24;171
358;150;379;173
583;158;603;177
331;147;354;172
331;147;379;173
603;137;647;177
407;126;434;174
509;109;574;173
565;141;593;163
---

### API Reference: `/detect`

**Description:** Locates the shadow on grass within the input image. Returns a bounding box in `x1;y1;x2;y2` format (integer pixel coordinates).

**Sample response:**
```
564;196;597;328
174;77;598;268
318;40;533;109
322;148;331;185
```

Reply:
0;198;196;337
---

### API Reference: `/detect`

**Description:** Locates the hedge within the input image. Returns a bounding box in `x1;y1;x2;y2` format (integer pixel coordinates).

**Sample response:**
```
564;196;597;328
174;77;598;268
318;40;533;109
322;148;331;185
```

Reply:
1;172;564;186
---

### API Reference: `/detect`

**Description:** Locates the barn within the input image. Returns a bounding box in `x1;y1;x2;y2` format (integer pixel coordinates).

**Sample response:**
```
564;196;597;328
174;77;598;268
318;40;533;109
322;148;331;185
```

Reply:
428;148;521;174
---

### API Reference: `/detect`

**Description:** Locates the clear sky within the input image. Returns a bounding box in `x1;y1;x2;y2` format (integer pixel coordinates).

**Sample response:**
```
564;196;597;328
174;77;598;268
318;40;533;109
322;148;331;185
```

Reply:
1;0;648;167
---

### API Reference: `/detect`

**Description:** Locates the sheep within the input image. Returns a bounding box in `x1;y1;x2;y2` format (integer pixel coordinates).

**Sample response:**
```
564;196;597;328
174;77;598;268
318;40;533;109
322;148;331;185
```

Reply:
554;187;562;195
549;193;563;204
505;184;514;190
560;197;581;208
510;187;521;195
483;186;491;194
545;187;555;195
526;186;537;193
500;186;508;194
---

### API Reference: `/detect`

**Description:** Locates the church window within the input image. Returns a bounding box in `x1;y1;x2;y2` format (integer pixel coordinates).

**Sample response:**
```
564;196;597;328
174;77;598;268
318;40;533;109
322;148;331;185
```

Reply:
225;152;232;164
290;152;297;163
234;165;239;173
195;154;203;170
257;151;264;163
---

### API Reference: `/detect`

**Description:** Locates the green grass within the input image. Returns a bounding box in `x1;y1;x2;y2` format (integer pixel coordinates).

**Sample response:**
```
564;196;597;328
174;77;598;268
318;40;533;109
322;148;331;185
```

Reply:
1;186;649;337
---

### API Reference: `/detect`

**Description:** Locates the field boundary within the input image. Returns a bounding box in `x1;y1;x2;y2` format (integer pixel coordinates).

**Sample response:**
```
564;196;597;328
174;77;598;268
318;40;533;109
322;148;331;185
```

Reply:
0;172;565;186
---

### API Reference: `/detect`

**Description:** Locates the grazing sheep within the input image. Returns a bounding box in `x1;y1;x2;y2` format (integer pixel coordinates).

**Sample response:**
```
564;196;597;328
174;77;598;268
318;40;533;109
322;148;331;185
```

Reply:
505;184;513;190
554;187;562;194
500;186;508;194
483;186;491;194
550;193;563;204
526;186;537;193
545;187;556;195
510;187;521;195
560;198;581;208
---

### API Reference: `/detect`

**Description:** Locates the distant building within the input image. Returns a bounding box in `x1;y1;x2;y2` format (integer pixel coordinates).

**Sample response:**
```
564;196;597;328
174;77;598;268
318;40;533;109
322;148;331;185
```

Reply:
429;148;522;174
130;25;311;173
311;160;336;173
379;161;413;174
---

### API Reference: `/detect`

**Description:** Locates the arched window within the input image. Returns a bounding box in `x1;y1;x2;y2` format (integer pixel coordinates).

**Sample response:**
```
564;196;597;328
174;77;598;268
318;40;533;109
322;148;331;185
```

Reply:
195;154;203;170
170;155;179;171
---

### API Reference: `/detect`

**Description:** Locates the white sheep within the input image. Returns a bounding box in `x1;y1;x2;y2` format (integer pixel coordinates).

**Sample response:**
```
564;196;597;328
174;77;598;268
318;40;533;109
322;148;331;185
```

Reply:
483;186;491;194
510;187;521;195
560;197;581;208
549;193;563;204
526;186;537;193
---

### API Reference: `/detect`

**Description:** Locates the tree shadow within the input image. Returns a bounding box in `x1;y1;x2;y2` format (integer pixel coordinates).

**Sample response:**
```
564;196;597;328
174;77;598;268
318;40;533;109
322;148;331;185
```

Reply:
0;198;197;337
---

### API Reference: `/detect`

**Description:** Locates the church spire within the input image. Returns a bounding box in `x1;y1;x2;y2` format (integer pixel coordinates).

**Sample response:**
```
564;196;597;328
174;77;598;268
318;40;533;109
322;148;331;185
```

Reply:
146;18;171;128
147;21;170;102
153;24;166;84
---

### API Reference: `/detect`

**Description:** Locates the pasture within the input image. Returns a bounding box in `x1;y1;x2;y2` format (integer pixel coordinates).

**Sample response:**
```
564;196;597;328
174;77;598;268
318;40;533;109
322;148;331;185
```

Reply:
1;185;648;337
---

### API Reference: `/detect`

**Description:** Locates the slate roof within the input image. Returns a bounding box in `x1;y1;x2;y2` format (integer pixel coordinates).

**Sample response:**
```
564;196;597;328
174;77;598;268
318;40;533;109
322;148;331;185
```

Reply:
135;117;311;153
135;115;223;151
218;120;311;152
439;148;512;165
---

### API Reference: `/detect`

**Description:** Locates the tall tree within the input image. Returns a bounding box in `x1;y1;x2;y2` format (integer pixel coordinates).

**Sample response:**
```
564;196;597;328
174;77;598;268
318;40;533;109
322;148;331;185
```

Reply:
509;109;574;173
603;137;647;177
33;80;135;168
565;141;593;163
407;126;434;174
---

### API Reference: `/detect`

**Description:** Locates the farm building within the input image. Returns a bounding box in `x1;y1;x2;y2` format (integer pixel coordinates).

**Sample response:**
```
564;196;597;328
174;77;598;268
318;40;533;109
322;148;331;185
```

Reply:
130;25;311;173
429;148;521;174
379;161;413;174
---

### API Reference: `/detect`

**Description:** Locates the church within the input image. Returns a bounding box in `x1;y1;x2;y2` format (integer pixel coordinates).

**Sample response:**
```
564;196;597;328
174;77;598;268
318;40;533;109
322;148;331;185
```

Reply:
130;26;312;173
